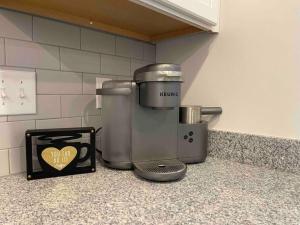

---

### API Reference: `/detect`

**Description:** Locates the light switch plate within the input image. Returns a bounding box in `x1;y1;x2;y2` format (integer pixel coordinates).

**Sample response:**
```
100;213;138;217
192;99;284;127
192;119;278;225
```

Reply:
96;78;111;109
0;70;36;115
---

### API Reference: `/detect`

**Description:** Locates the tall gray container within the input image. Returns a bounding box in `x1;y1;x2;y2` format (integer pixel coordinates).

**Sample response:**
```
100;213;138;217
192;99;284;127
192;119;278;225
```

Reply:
96;80;133;169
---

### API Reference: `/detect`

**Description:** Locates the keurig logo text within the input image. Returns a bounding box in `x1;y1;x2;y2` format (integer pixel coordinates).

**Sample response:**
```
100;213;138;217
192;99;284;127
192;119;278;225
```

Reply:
159;92;178;97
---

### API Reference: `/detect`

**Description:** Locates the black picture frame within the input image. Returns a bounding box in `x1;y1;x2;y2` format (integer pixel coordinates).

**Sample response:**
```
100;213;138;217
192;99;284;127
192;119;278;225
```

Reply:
25;127;96;180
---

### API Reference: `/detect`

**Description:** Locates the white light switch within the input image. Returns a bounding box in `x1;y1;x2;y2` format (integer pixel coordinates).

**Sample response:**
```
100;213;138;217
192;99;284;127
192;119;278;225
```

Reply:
0;70;36;115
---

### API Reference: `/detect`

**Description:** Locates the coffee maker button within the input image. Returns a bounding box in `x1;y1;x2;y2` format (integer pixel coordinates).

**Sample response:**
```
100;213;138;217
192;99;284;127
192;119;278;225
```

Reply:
184;135;188;139
189;131;194;136
189;138;193;143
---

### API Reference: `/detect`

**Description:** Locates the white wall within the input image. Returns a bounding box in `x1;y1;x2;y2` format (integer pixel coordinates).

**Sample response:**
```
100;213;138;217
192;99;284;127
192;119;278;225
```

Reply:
157;0;300;139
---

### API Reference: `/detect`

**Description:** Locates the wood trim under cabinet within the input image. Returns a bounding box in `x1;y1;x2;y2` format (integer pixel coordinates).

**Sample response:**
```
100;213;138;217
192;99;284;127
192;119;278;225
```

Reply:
150;27;202;41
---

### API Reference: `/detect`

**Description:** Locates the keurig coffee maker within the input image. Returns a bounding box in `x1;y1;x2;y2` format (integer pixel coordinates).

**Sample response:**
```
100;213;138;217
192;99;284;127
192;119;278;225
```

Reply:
96;64;222;181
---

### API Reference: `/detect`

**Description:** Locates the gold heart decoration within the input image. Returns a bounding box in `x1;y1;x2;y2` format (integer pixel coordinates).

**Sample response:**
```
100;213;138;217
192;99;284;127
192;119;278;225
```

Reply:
41;146;77;171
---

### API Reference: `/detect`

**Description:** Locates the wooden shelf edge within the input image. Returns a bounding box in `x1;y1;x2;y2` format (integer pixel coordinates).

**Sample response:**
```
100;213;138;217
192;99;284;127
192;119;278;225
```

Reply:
150;27;202;42
0;1;151;42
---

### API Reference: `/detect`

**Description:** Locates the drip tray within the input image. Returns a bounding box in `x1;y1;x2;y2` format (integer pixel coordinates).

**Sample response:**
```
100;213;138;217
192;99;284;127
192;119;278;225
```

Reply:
133;159;187;182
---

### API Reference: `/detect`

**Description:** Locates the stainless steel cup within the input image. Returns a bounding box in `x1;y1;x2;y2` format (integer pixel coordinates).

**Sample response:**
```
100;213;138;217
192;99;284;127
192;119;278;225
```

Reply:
179;106;222;124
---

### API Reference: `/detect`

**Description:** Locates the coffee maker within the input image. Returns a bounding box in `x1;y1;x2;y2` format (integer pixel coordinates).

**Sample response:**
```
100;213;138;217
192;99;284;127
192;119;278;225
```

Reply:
96;64;222;182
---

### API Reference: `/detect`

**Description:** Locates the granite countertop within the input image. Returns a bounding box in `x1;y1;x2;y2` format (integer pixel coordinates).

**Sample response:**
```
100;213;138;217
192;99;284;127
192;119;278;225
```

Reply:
0;158;299;225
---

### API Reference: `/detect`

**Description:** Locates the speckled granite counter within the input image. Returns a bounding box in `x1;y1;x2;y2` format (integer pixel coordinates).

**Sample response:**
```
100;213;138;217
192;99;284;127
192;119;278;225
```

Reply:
0;158;299;225
208;130;300;174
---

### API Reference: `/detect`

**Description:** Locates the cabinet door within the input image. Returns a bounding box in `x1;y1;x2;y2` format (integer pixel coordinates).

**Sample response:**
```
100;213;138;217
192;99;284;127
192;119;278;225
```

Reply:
131;0;220;29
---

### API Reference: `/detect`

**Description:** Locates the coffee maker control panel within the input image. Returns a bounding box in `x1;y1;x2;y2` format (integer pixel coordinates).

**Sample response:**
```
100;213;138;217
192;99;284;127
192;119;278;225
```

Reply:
183;131;194;143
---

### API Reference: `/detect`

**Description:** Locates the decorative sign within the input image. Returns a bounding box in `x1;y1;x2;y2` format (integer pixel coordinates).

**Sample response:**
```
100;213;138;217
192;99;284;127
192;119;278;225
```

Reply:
26;127;96;180
41;146;77;171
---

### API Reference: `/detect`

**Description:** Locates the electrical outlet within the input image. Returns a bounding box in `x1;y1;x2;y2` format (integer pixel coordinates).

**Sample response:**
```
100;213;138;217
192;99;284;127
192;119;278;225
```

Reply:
0;70;36;115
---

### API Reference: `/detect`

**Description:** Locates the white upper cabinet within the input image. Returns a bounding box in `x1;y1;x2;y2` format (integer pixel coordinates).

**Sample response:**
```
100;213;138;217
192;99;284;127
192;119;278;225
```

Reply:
131;0;220;31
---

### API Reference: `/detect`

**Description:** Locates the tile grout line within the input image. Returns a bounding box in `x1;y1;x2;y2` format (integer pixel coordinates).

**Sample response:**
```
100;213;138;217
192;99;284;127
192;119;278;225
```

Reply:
3;38;6;66
81;72;84;95
6;148;10;175
114;35;117;56
99;54;101;74
60;95;62;118
31;15;34;41
0;64;132;76
7;114;63;122
79;27;82;50
36;116;85;121
130;58;132;76
34;68;37;125
1;65;56;72
142;43;145;61
59;47;62;71
29;93;96;96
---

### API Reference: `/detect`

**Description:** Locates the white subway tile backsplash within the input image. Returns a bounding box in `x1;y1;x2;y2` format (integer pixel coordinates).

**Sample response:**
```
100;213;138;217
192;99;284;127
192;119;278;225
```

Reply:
0;150;9;176
101;54;130;76
0;120;35;149
0;8;156;176
6;39;60;69
0;116;7;122
143;43;156;62
83;74;111;94
0;38;4;65
37;69;82;94
82;115;102;130
81;28;115;55
116;37;143;59
61;95;100;117
8;95;61;121
0;9;32;41
33;17;80;49
36;117;82;129
131;59;152;75
60;48;100;73
9;147;26;174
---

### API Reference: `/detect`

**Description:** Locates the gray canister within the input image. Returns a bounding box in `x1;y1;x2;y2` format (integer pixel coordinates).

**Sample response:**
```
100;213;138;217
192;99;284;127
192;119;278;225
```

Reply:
178;106;222;163
96;80;133;169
